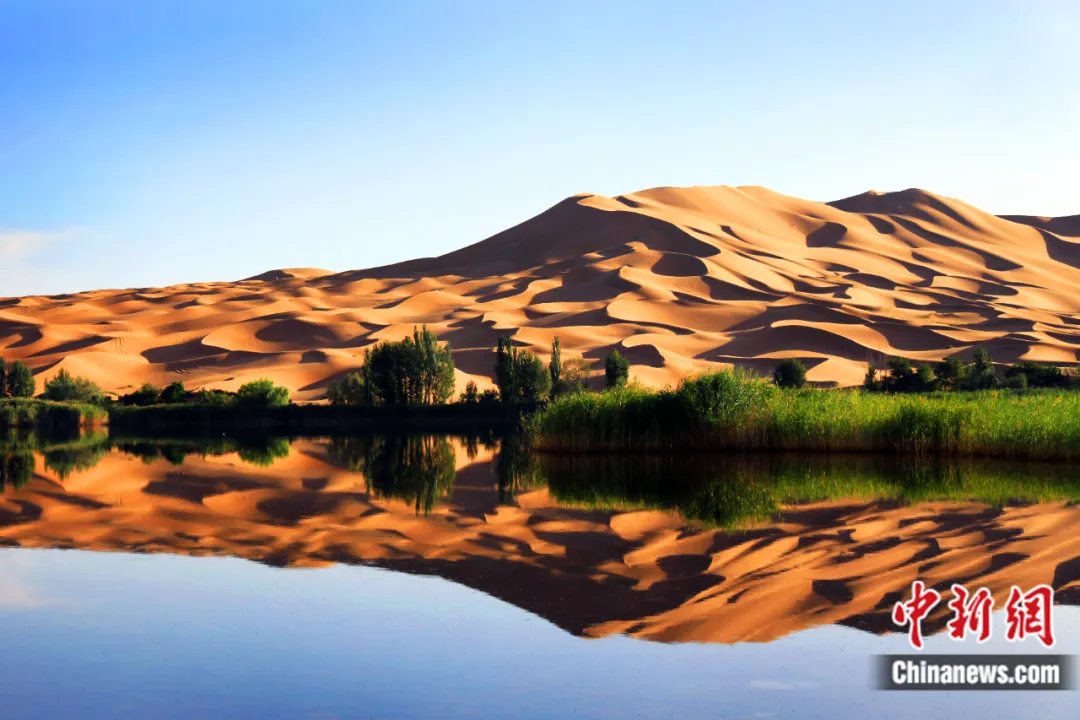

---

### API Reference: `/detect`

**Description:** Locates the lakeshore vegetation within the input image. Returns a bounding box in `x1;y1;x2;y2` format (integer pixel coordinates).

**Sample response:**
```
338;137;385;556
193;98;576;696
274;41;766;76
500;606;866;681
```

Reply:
6;334;1080;459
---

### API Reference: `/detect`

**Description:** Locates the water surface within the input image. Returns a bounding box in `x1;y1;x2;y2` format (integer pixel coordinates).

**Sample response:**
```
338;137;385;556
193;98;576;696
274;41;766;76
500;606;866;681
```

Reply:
1;434;1079;718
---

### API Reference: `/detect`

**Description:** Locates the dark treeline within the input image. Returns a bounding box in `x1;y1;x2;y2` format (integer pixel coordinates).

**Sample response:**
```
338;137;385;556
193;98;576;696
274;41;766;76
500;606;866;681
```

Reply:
861;347;1080;394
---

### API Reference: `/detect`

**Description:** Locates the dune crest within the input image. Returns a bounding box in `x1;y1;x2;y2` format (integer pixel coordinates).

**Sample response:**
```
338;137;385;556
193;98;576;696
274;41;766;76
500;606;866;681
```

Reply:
3;185;1079;398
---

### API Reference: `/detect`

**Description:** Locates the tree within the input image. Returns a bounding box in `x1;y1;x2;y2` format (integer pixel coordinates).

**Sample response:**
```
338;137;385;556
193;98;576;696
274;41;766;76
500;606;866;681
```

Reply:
126;383;161;407
43;369;103;403
962;347;997;390
863;365;879;392
236;379;290;408
162;381;187;404
0;358;6;398
6;361;34;399
934;357;965;391
555;356;591;396
327;372;369;406
495;336;519;401
360;327;456;407
915;363;937;392
459;380;479;403
772;358;807;389
549;337;562;400
517;351;552;401
604;349;629;389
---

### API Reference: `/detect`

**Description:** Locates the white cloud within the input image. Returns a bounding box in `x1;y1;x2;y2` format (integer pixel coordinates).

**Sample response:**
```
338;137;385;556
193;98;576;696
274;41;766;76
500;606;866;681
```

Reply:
0;228;70;258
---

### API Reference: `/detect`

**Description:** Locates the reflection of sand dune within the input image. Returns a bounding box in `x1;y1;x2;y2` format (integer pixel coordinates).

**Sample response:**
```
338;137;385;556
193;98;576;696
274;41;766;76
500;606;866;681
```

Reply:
3;186;1080;398
2;441;1079;644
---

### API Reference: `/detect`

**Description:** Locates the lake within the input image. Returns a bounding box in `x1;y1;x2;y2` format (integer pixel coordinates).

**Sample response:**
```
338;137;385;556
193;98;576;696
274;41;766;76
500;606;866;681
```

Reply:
1;434;1078;718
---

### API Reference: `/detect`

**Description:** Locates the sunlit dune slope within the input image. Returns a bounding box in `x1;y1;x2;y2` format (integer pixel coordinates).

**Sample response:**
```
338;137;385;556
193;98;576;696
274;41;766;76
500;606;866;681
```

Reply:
2;441;1079;644
3;186;1080;399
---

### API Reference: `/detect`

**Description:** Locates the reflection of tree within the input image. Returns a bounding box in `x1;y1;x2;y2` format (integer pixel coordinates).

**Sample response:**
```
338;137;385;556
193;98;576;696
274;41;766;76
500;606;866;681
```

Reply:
41;446;109;480
328;435;456;515
539;454;1080;529
112;436;292;468
0;452;34;491
495;433;543;504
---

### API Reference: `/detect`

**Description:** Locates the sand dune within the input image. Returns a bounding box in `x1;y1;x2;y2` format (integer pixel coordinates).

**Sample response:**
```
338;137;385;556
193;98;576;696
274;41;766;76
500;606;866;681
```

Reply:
2;440;1078;644
3;186;1080;398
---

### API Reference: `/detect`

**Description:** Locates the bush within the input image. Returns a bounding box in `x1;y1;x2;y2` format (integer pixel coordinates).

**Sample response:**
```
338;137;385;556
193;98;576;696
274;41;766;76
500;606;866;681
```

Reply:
459;380;479;403
235;379;290;408
773;359;807;389
494;336;551;402
3;361;35;398
555;356;591;396
43;369;104;404
161;381;187;404
604;350;630;389
359;326;455;407
327;372;369;406
124;383;161;407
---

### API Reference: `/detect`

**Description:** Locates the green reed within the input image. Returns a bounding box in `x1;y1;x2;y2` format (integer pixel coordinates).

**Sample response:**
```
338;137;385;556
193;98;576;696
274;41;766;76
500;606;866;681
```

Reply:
527;370;1080;460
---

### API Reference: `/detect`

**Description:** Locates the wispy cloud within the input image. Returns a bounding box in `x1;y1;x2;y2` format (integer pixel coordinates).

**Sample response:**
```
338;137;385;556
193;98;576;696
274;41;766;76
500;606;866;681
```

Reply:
0;228;71;258
0;577;61;611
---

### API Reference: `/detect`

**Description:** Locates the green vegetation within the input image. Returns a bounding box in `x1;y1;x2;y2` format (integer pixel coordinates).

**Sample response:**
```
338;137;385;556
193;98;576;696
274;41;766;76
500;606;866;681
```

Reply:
528;367;1080;460
772;358;807;389
495;335;551;401
236;379;290;408
862;346;1079;394
43;368;105;404
604;349;629;389
539;452;1080;529
327;326;454;407
327;434;456;514
0;397;107;433
0;359;35;399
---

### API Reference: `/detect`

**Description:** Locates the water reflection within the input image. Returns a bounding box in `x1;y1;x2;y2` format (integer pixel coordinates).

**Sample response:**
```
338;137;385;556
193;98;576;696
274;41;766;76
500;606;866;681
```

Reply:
2;432;1079;646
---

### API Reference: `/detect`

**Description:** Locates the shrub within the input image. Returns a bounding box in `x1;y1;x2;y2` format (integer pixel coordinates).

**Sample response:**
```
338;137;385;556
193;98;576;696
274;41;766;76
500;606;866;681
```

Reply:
235;379;290;408
361;326;455;406
327;372;369;406
43;369;104;404
5;361;34;398
1004;373;1028;390
773;359;807;389
555;356;591;396
161;381;187;404
604;350;629;389
494;336;550;402
125;383;161;407
962;347;997;390
863;365;879;392
934;357;965;391
459;380;479;403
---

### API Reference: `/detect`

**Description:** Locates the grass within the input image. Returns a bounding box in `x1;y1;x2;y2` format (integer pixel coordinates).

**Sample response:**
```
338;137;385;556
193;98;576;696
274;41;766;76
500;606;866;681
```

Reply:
0;398;107;434
526;370;1080;460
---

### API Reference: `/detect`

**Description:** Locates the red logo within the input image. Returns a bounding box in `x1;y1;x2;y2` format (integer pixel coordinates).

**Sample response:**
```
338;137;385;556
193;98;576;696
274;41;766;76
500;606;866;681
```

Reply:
893;581;1056;649
892;581;941;650
1005;585;1055;648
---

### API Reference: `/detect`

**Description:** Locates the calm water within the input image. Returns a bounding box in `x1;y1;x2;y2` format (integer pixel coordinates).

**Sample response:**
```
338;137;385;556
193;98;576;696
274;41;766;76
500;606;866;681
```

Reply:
2;434;1079;719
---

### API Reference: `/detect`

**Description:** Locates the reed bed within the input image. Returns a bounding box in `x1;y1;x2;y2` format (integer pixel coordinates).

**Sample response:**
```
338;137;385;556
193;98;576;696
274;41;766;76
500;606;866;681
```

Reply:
526;370;1080;461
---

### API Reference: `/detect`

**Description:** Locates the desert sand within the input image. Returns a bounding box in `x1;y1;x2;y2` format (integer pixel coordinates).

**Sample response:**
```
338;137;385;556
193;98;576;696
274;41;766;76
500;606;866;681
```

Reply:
2;439;1078;644
2;186;1080;398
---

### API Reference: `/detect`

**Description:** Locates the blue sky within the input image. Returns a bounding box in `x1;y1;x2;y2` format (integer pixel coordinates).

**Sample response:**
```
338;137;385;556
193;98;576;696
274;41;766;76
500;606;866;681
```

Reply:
2;0;1077;296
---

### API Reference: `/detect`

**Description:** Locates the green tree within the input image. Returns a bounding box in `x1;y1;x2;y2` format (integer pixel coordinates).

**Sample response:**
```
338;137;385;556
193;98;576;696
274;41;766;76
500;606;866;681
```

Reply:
772;358;807;389
459;380;479;403
863;365;879;392
361;327;456;406
915;363;937;392
549;337;562;400
6;361;34;399
495;336;519;401
0;358;6;398
604;349;630;389
556;356;591;395
236;379;290;408
161;381;187;404
126;383;161;406
517;351;552;401
327;372;369;406
934;357;965;391
43;369;102;403
962;347;997;390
